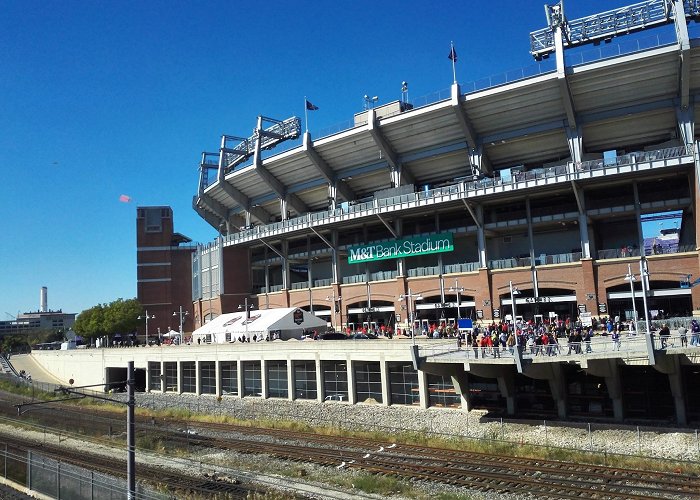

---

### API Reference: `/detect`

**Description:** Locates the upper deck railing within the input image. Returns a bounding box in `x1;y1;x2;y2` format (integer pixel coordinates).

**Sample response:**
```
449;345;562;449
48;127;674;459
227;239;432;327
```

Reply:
419;334;652;363
220;144;693;247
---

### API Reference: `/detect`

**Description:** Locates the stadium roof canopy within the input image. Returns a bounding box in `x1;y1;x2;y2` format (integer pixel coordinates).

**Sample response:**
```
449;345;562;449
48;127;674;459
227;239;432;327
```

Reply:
195;0;700;230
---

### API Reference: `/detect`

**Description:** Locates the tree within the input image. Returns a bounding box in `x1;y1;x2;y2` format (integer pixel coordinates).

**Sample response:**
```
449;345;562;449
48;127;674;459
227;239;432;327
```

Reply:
104;298;142;336
74;304;106;339
74;298;142;340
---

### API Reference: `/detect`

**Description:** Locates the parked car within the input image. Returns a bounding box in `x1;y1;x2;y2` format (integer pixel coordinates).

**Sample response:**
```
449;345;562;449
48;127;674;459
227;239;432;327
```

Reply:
349;333;377;340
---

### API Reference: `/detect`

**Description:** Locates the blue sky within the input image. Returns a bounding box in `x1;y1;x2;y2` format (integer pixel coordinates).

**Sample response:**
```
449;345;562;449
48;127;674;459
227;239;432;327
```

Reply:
0;1;664;317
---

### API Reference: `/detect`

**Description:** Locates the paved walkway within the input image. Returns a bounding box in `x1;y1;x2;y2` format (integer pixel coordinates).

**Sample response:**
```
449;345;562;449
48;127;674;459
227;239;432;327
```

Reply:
6;354;63;385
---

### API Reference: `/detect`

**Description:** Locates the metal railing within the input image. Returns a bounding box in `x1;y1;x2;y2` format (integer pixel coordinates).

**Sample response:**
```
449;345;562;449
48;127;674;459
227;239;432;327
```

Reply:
419;334;652;361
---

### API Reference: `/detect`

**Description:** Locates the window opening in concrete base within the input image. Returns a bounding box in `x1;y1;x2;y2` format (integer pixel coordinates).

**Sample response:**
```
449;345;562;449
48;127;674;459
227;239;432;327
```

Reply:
221;361;238;396
148;362;161;391
354;361;382;403
181;361;196;393
322;361;348;402
243;361;262;397
427;374;460;408
294;361;317;400
200;361;216;395
389;362;419;405
268;361;288;398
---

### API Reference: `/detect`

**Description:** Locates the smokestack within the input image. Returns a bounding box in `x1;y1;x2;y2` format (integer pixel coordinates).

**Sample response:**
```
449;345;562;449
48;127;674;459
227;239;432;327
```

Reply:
40;286;48;313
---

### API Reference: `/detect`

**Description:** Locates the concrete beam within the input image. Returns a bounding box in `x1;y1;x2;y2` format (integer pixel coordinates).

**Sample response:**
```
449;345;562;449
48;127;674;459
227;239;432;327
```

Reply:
218;181;271;225
367;109;415;185
303;132;355;202
452;83;491;174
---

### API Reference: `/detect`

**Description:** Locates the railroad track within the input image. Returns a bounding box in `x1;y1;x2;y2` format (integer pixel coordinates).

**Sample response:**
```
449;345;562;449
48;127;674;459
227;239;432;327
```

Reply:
0;431;256;499
161;426;700;499
3;392;699;499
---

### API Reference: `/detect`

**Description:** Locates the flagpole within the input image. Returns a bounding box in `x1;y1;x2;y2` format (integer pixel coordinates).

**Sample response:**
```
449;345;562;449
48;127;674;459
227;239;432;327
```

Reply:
304;96;309;133
451;41;457;84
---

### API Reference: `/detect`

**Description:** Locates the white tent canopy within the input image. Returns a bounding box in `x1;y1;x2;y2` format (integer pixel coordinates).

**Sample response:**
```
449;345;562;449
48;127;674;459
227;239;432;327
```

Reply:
192;307;327;343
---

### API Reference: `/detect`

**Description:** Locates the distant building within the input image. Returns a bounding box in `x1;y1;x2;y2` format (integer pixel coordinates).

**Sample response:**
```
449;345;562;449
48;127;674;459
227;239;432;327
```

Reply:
0;310;75;336
136;206;196;336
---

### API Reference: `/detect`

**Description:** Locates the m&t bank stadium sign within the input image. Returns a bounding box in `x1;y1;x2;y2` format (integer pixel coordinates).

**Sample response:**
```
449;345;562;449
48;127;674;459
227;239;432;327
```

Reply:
348;233;454;264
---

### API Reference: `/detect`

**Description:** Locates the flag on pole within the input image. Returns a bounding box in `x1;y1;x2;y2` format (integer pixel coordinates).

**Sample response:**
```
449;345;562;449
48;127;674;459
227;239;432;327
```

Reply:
448;46;457;63
305;100;319;111
119;194;132;203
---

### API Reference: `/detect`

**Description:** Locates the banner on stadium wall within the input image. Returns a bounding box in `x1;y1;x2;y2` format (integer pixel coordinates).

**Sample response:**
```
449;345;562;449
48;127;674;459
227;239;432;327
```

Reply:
348;232;454;264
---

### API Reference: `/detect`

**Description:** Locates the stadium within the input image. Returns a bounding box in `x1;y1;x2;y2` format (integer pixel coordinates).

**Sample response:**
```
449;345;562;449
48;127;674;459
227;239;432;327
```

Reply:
131;0;700;424
190;0;700;330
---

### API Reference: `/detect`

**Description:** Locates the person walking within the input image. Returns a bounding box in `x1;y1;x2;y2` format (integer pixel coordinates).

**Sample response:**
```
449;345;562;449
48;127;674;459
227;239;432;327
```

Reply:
690;319;700;346
611;329;621;351
659;323;671;349
678;324;688;347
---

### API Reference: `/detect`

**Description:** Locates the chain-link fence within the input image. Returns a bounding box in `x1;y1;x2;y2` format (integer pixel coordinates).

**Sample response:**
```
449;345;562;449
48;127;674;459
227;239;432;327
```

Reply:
0;446;167;500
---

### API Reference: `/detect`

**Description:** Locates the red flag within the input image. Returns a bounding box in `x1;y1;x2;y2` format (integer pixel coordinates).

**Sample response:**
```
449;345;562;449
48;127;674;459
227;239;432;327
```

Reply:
119;194;132;203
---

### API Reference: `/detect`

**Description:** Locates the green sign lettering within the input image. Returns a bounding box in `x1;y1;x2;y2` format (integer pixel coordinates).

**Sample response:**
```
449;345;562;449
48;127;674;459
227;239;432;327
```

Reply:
348;233;454;264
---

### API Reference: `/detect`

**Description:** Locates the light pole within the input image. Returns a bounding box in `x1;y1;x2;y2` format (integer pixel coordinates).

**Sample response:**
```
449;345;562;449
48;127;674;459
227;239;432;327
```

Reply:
16;361;137;499
326;292;342;332
238;298;255;341
509;281;521;331
172;306;189;345
137;310;155;346
399;288;423;344
625;264;638;331
448;279;465;321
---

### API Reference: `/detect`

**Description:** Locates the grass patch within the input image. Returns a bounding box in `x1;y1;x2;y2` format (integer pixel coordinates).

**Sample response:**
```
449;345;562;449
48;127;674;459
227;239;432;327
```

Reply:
328;471;413;496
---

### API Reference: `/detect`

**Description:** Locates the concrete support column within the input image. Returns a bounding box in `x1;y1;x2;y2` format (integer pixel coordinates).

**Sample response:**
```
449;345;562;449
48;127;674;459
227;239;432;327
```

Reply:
315;355;324;402
450;371;471;411
287;359;295;401
547;364;567;419
160;361;165;392
497;372;516;416
195;360;201;396
604;371;624;423
215;360;222;397
578;213;591;259
260;359;268;399
281;240;290;291
327;183;337;210
584;359;624;422
346;359;356;404
525;198;536;269
331;230;340;286
380;358;390;406
395;218;405;277
476;205;487;268
177;362;182;394
476;267;493;319
417;369;429;409
579;258;599;316
280;198;288;221
237;360;244;398
666;358;688;425
632;182;645;251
